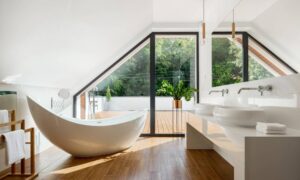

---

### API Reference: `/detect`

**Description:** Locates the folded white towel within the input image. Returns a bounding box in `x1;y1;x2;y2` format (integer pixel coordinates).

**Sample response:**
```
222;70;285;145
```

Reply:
256;122;287;134
0;110;9;124
256;126;287;134
256;122;286;131
3;130;26;165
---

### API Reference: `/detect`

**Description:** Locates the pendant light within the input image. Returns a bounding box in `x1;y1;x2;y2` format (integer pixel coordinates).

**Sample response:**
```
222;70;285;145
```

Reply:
232;9;236;39
201;0;206;43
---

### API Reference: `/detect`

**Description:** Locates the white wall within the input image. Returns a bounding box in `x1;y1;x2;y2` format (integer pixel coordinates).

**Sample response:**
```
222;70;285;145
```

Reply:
250;0;300;72
200;74;300;132
201;74;300;107
0;83;71;171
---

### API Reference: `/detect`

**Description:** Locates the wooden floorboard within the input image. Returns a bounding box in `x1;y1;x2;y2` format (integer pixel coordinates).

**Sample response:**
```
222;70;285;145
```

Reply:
95;111;198;134
3;138;233;180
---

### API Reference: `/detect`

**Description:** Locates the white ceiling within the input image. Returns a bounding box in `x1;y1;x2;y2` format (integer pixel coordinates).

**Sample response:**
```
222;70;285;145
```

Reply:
0;0;240;91
153;0;202;23
218;0;300;72
223;0;279;22
0;0;153;88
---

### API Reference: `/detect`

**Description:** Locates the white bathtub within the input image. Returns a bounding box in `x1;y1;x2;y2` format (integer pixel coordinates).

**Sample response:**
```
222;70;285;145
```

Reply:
27;96;147;157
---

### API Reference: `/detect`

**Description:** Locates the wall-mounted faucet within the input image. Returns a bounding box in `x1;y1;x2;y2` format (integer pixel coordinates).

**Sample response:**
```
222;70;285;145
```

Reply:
238;85;272;96
209;89;229;97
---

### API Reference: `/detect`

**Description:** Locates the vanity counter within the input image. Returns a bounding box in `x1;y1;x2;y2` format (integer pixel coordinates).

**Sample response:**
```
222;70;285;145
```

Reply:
186;110;300;180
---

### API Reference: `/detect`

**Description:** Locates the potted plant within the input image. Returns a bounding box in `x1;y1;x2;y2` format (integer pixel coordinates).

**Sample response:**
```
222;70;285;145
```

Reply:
106;86;112;102
103;86;111;110
157;80;197;109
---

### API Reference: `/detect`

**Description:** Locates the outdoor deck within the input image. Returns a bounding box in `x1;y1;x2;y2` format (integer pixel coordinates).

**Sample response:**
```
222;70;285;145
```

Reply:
94;111;201;134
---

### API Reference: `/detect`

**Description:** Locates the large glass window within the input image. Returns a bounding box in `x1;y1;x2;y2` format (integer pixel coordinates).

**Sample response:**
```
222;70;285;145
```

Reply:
212;32;296;87
76;39;151;133
248;36;295;81
212;34;243;87
74;32;199;136
155;35;197;134
95;43;150;97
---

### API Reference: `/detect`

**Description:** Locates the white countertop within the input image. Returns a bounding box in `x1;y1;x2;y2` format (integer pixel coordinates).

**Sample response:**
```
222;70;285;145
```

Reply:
190;110;300;137
187;110;300;180
188;110;300;152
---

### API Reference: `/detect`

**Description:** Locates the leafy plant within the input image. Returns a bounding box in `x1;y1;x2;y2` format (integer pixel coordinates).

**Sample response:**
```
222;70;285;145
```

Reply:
105;86;112;102
156;80;197;101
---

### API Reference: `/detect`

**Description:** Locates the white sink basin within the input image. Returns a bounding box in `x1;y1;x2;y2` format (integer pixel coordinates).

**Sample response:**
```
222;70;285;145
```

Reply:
213;106;265;127
195;103;216;116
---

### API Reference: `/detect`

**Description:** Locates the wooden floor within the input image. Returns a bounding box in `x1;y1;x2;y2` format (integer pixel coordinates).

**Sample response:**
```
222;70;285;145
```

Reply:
4;138;233;180
95;111;201;134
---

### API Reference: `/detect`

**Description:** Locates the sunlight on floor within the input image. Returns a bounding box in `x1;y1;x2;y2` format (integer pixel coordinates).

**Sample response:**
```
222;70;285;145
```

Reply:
51;138;176;175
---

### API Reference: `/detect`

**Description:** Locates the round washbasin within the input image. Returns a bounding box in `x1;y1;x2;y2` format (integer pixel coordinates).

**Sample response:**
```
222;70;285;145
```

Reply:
213;106;265;127
195;103;216;116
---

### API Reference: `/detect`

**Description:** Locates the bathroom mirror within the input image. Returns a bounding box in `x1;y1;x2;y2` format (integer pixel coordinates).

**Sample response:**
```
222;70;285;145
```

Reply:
212;0;299;87
0;91;17;114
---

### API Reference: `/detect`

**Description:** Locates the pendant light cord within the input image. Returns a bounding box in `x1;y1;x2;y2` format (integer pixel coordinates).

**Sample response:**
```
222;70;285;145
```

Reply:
203;0;205;22
201;0;206;43
233;8;235;23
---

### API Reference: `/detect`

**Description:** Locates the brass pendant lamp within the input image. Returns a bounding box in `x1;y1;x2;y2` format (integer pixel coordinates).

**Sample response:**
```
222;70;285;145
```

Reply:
232;9;236;39
201;0;206;43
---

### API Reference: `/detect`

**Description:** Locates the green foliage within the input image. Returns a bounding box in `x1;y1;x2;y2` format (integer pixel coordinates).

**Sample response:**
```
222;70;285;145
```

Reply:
212;37;274;87
155;38;196;90
212;37;243;87
156;80;197;101
105;86;111;102
96;43;150;96
249;57;274;80
93;37;196;97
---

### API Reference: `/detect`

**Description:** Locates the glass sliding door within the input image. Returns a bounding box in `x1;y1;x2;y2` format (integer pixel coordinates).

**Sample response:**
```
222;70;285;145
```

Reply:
74;32;199;136
154;34;198;134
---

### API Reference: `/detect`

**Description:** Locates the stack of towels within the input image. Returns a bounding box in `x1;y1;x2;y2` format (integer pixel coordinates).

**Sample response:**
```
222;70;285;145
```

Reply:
256;122;287;134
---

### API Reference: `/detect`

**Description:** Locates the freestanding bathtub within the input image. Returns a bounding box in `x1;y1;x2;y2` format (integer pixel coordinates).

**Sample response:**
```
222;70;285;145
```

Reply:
27;96;147;157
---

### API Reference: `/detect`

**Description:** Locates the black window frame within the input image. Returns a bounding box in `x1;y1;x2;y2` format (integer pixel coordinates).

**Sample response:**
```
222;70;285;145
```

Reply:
212;31;297;87
72;32;200;137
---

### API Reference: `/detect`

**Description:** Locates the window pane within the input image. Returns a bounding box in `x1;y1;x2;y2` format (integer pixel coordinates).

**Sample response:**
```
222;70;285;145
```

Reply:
248;37;294;81
77;40;151;134
212;34;243;87
96;44;150;96
155;35;197;134
248;57;274;81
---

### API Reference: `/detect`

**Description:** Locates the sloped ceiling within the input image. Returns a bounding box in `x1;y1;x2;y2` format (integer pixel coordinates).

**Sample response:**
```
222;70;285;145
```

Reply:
250;0;300;72
223;0;279;22
218;0;300;72
0;0;239;92
0;0;152;89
